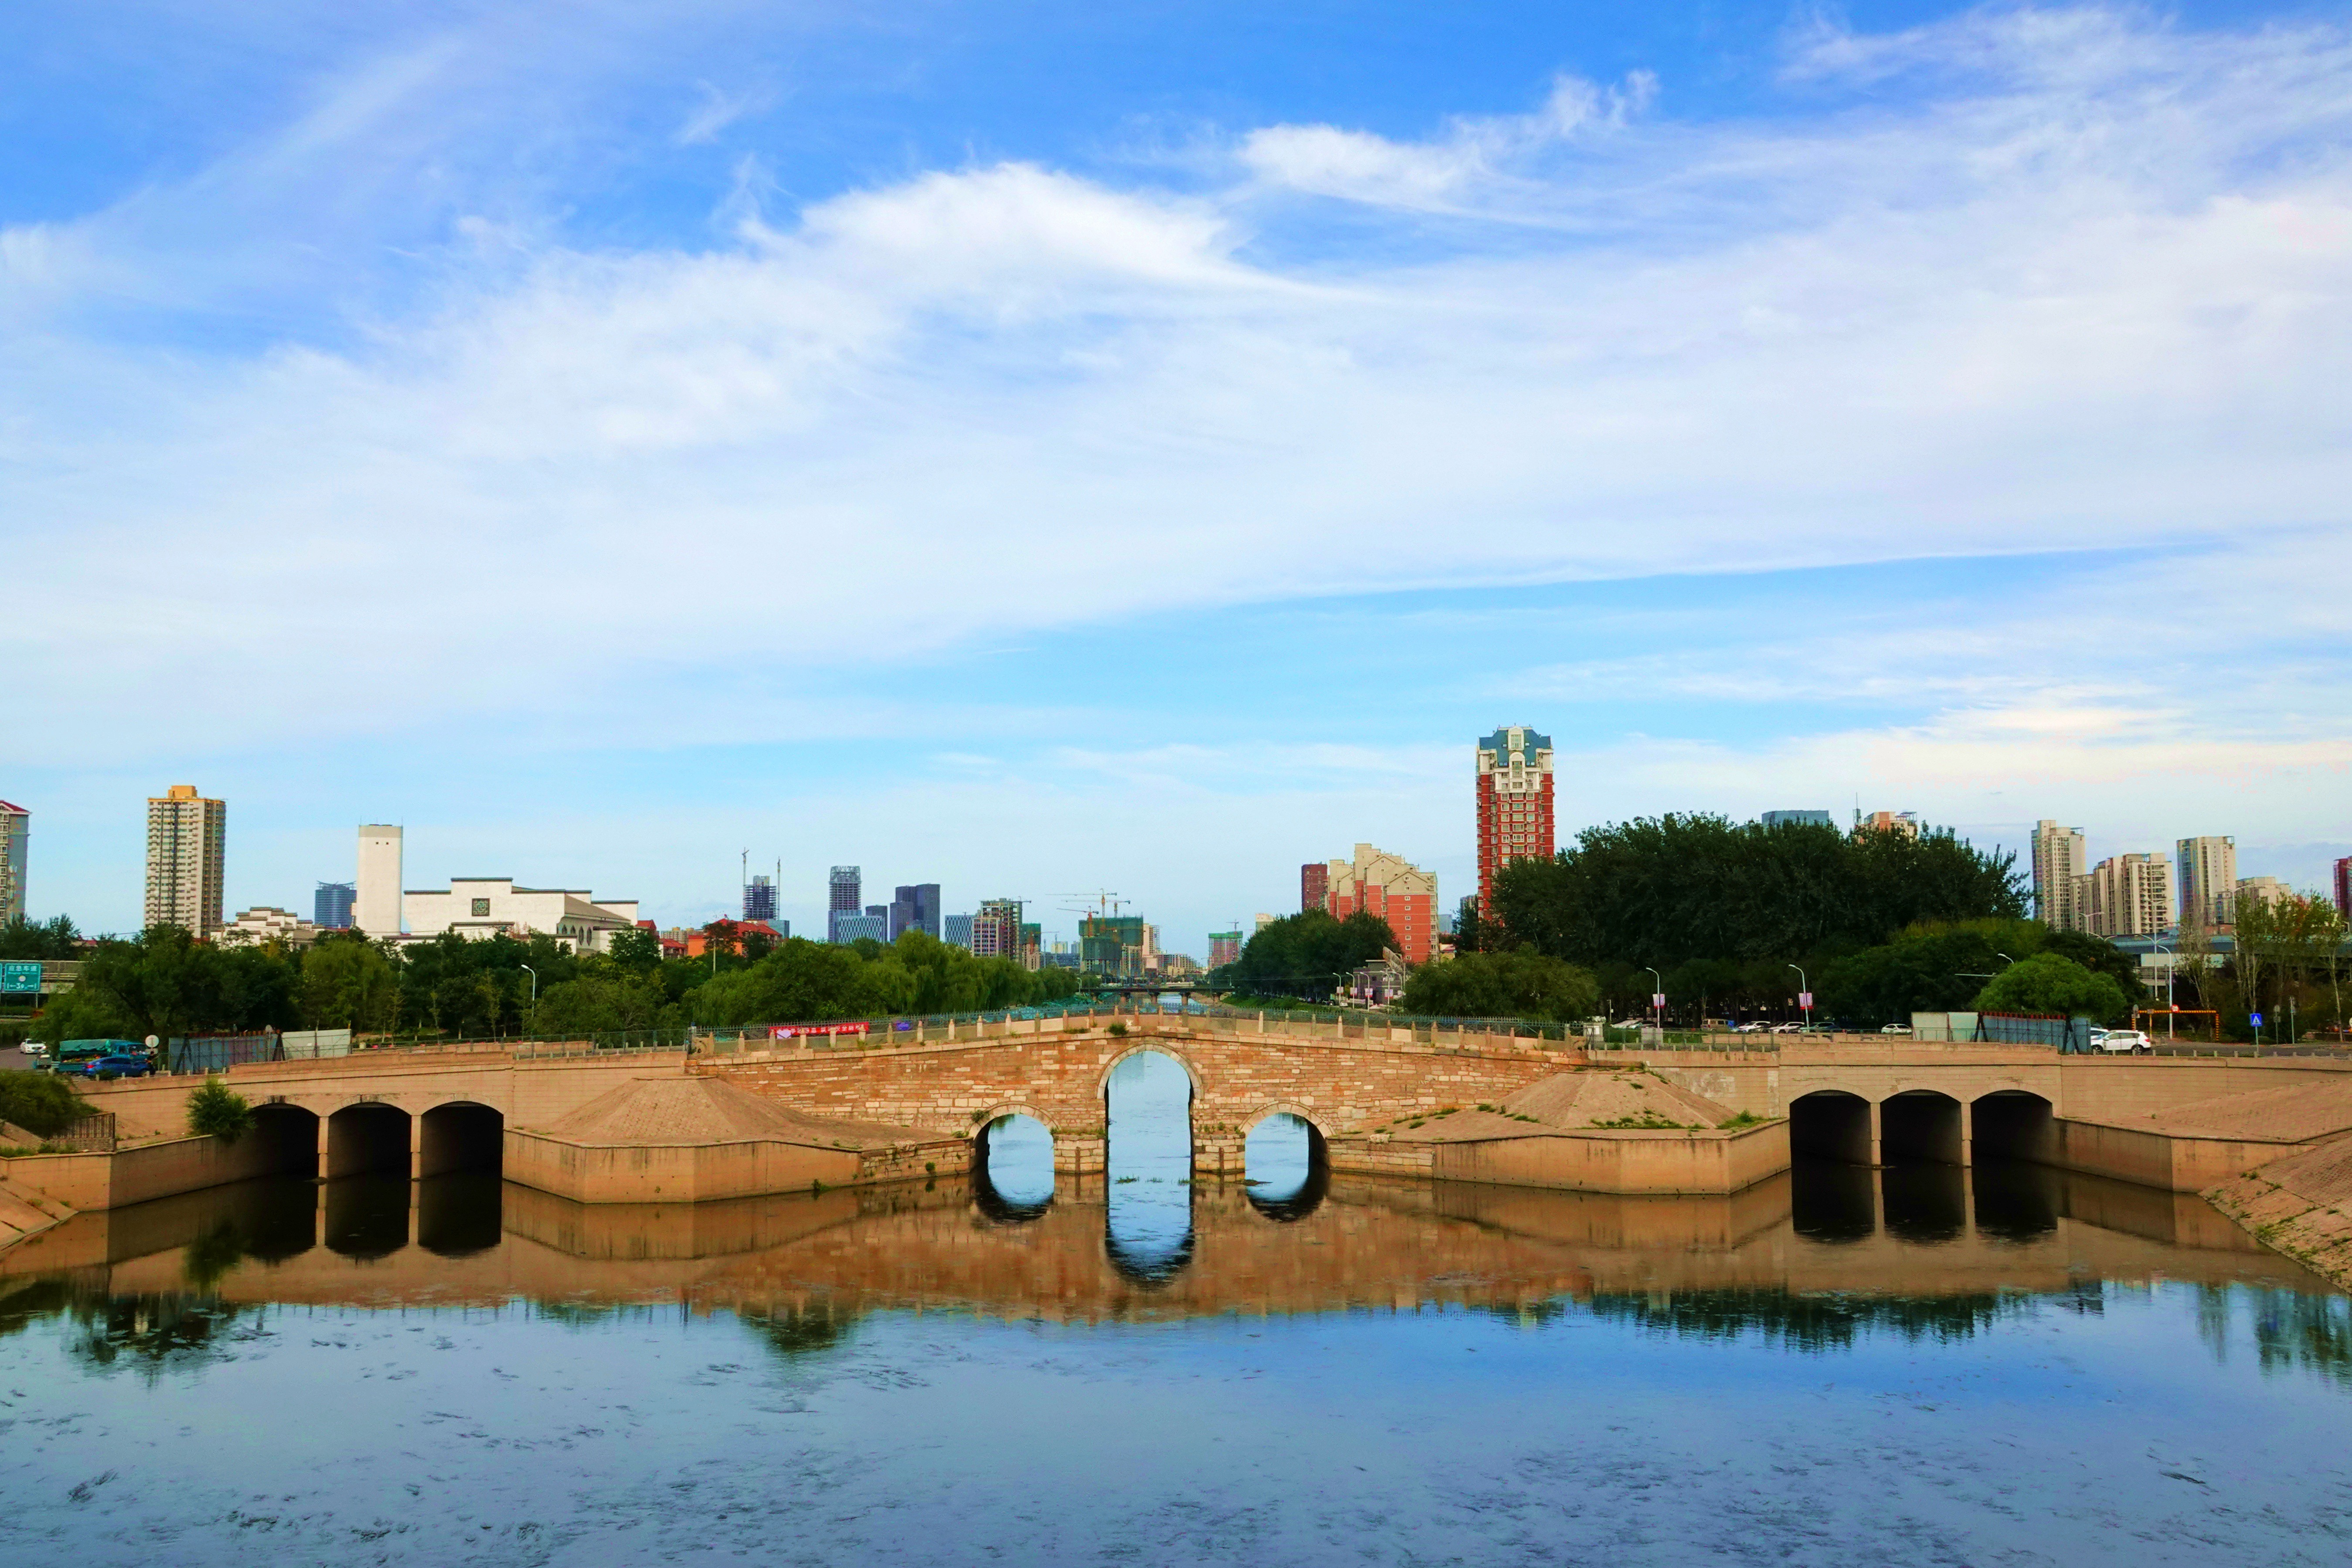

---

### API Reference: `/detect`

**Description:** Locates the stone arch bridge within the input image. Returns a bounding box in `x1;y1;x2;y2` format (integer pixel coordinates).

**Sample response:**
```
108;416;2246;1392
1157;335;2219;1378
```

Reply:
73;1018;2346;1197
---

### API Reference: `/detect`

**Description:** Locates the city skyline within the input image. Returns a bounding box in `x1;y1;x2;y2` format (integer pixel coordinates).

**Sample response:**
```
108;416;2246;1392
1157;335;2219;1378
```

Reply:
3;3;2347;951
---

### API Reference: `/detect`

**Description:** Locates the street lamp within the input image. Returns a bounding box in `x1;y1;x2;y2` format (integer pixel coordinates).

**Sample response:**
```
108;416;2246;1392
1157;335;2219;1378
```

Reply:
1643;967;1663;1034
1787;963;1810;1031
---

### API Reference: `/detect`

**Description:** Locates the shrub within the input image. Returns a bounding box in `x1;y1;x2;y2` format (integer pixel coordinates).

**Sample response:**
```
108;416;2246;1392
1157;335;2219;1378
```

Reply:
0;1071;94;1138
1108;1022;1128;1038
186;1076;255;1144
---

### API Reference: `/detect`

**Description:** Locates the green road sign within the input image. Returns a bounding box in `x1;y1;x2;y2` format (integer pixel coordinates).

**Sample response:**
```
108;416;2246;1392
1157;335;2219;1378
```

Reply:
0;961;41;994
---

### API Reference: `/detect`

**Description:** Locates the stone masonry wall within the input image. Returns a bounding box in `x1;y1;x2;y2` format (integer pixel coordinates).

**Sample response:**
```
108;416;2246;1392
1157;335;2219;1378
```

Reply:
702;1016;1576;1174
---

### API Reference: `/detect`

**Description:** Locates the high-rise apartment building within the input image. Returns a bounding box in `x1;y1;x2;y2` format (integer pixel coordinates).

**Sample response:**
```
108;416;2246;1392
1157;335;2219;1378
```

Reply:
1208;930;1242;968
2080;853;2172;938
356;825;403;936
944;913;975;950
1320;842;1439;964
1300;862;1329;915
827;865;862;943
2031;820;2088;930
1761;810;1833;829
145;784;226;935
2177;836;2238;928
0;799;26;924
889;883;941;940
743;874;777;923
2336;857;2352;920
972;899;1023;960
314;882;355;930
1475;726;1554;910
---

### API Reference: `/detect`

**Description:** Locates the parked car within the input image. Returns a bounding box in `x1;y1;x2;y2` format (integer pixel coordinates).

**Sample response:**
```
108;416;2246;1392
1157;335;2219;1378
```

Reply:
1879;1024;1913;1036
2096;1029;2153;1055
75;1052;153;1079
1771;1022;1804;1035
1732;1021;1772;1035
18;1040;45;1058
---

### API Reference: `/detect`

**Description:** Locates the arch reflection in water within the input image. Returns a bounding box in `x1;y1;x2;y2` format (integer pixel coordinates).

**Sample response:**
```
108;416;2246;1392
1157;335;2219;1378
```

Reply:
1104;1051;1195;1284
975;1114;1055;1222
1243;1113;1329;1221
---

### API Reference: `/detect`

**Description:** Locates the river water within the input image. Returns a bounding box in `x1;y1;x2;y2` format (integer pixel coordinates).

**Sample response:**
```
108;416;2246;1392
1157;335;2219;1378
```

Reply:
3;1051;2350;1566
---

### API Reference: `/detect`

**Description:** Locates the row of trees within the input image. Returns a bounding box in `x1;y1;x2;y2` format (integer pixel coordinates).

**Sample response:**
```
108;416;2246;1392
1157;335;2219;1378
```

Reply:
1479;815;2026;967
24;923;1084;1045
1207;910;1401;1002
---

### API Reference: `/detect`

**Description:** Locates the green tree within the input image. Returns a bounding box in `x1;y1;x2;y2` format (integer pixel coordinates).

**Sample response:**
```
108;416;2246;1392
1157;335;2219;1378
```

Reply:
294;933;398;1031
1970;953;2131;1025
0;1072;93;1138
186;1076;255;1144
0;915;81;960
1211;911;1398;1001
1401;951;1600;1021
31;926;298;1044
1490;814;2023;969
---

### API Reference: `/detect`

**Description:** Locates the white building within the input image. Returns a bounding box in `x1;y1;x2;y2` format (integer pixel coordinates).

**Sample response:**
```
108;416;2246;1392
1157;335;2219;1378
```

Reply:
356;825;404;936
2235;876;2293;916
146;784;226;936
217;906;323;948
2080;853;2173;939
2177;835;2238;928
2032;820;2088;931
402;877;640;954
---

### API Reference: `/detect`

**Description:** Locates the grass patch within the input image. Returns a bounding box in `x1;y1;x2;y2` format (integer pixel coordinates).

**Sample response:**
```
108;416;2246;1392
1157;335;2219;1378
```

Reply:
1590;1110;1700;1131
1717;1110;1769;1130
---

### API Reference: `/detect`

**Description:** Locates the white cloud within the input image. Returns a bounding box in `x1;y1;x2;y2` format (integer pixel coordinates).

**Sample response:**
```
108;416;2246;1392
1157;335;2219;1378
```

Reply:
1;2;2347;852
1234;71;1657;211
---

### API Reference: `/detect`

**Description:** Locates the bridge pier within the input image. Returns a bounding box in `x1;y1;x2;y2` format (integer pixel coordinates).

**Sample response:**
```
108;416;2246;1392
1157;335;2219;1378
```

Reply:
1869;1100;1882;1168
1052;1130;1105;1175
1193;1133;1244;1179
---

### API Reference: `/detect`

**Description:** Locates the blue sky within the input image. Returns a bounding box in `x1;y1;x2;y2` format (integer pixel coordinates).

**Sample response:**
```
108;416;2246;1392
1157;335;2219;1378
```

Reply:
5;2;2349;954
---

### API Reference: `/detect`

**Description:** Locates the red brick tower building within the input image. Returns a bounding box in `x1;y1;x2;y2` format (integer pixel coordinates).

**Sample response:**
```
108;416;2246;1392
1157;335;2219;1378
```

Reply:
1476;726;1555;911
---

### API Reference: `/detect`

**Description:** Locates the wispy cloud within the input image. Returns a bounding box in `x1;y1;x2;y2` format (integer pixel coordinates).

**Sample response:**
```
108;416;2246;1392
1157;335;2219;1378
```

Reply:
674;79;774;146
1;4;2345;908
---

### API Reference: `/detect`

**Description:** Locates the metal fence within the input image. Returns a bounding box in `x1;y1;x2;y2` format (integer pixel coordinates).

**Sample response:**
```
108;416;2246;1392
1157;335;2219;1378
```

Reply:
165;1034;287;1074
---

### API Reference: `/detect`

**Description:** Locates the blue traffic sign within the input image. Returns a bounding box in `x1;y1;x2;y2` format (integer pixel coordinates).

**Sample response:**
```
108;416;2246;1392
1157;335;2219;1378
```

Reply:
2249;1012;2264;1027
0;960;40;994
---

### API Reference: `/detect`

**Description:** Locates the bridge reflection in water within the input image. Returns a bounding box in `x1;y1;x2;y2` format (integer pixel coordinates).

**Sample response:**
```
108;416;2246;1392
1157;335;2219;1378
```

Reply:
2;1154;2331;1331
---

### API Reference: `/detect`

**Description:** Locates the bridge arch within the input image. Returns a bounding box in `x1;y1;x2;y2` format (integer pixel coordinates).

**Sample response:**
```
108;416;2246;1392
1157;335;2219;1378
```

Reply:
1789;1090;1873;1165
967;1102;1053;1137
1971;1089;2055;1164
249;1100;322;1178
326;1100;412;1178
1242;1105;1330;1222
1094;1042;1205;1103
974;1110;1056;1222
419;1100;503;1176
1880;1089;1965;1165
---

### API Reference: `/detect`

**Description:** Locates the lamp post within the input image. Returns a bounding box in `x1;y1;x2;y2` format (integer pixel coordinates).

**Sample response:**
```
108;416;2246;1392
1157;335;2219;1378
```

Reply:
1643;966;1663;1035
519;964;537;1042
1787;963;1809;1031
